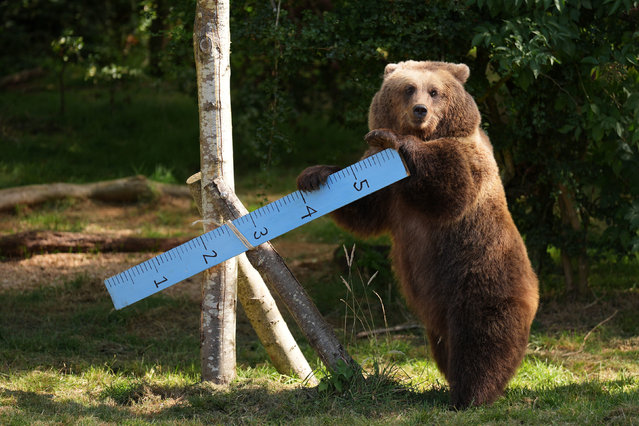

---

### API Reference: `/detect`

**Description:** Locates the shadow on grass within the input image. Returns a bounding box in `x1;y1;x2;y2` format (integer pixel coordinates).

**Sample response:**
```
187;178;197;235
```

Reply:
0;388;132;422
2;377;639;423
0;377;445;423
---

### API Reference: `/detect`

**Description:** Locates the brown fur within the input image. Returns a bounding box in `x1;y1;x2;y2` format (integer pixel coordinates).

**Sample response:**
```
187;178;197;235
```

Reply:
297;60;539;408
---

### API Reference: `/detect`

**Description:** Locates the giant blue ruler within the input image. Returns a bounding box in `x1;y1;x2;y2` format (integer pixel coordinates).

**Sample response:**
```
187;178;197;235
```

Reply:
104;148;408;310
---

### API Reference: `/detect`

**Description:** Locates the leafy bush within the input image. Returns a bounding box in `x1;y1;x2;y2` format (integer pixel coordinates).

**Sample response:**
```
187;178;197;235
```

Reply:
466;0;639;294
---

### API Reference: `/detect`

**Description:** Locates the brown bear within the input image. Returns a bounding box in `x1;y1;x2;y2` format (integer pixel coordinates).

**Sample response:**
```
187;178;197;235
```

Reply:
296;60;539;408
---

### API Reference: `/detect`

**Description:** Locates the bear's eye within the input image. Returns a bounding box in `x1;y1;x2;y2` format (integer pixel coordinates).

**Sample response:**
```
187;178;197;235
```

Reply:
405;85;416;96
429;89;439;97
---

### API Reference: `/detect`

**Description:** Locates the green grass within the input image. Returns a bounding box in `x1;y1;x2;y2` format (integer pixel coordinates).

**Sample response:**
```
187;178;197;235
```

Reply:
1;261;638;424
0;86;200;188
11;198;87;232
0;84;363;191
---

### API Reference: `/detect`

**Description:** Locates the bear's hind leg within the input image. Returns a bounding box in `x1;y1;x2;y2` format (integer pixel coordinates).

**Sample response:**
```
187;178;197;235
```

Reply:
447;306;530;408
447;352;508;408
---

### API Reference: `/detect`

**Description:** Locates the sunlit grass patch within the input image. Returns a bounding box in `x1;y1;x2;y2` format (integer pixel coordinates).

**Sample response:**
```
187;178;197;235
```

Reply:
11;199;87;234
510;357;575;390
10;370;65;394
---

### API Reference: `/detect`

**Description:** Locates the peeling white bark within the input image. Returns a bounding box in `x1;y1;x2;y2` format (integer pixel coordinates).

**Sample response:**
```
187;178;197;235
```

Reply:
194;0;237;384
238;254;318;384
187;173;318;384
206;177;359;375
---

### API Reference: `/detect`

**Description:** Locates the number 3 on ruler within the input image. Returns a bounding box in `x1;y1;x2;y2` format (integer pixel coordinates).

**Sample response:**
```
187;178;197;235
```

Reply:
253;227;268;240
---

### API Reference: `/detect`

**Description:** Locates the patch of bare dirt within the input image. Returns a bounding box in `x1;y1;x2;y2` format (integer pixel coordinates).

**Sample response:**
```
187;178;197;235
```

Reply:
0;241;337;295
0;252;149;290
0;195;339;303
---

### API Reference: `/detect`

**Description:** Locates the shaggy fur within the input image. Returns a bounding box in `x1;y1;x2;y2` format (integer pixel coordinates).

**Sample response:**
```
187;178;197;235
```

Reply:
297;60;539;408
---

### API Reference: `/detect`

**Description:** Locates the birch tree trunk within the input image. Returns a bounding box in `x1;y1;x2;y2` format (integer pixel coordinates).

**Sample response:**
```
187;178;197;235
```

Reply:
187;173;318;384
194;0;237;384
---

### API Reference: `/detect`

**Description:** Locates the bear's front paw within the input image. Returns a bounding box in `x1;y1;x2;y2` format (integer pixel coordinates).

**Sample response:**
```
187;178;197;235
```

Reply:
296;165;341;191
364;129;400;150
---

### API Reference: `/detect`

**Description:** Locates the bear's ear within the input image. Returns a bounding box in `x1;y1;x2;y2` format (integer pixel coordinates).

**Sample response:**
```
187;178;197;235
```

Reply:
447;63;470;84
384;63;398;78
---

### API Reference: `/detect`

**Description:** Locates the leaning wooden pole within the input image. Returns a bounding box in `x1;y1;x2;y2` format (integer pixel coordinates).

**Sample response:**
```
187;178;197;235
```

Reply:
205;177;360;374
187;173;318;384
193;0;237;384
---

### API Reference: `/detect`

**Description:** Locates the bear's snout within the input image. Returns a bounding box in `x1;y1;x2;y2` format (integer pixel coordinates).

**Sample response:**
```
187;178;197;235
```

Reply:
412;104;428;120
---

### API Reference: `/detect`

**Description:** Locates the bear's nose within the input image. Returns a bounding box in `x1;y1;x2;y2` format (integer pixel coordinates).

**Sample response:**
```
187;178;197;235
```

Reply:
413;105;428;119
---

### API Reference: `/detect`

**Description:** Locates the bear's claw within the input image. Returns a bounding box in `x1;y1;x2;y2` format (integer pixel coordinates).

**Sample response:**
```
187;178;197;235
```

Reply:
364;129;400;149
296;165;341;191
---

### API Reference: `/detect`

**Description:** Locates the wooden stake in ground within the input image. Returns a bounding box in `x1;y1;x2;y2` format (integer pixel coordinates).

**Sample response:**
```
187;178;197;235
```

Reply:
193;0;237;384
205;177;359;374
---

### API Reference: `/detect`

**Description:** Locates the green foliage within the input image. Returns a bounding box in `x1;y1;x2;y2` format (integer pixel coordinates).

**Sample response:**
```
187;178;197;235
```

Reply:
1;0;146;73
50;29;84;114
317;359;357;394
465;0;639;285
228;0;639;290
50;30;84;64
229;0;472;167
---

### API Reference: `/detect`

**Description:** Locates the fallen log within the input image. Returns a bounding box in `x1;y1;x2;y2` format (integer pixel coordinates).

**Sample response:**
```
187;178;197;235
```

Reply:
0;67;45;88
0;176;191;212
0;230;190;258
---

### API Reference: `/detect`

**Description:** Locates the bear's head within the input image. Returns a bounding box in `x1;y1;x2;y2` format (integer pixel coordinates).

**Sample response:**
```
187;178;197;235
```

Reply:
368;60;481;140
